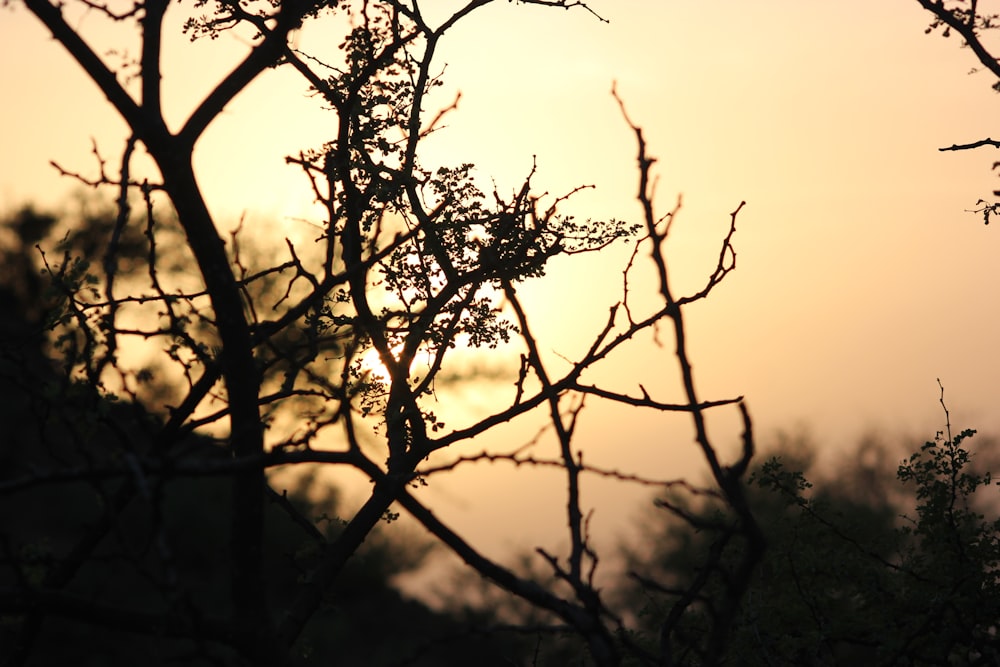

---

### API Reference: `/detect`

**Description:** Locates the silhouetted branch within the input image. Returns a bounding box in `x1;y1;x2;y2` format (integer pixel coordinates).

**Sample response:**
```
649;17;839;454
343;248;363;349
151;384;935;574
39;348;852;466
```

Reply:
939;137;1000;151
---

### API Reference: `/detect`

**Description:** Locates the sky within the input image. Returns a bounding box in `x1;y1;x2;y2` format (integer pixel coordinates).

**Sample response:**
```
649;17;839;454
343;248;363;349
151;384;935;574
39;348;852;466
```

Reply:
2;0;1000;571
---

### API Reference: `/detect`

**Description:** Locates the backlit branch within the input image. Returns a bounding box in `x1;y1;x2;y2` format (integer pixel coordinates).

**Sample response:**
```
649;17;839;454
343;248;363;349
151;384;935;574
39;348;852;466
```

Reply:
939;137;1000;151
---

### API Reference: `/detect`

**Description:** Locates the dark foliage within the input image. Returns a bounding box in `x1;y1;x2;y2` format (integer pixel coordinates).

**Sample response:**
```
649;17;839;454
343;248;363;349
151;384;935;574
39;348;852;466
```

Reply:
0;207;534;666
620;422;1000;666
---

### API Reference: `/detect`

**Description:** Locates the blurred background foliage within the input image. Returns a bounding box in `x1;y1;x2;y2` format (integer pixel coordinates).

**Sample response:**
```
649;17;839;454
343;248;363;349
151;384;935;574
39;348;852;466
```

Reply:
1;202;998;665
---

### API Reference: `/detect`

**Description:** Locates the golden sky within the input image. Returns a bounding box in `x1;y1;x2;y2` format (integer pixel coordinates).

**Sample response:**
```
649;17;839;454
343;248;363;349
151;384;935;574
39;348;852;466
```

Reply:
2;0;999;558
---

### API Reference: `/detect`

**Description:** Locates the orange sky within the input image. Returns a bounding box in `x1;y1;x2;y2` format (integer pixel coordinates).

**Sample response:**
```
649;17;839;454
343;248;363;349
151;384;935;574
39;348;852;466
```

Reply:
2;0;999;561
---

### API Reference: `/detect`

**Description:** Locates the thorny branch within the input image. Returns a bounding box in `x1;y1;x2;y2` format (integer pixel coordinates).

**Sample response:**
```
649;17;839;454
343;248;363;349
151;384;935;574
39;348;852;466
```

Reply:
613;83;762;665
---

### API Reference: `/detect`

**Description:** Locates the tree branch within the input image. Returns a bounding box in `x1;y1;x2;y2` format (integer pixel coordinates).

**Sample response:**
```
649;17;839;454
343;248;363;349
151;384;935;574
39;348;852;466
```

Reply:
938;137;1000;151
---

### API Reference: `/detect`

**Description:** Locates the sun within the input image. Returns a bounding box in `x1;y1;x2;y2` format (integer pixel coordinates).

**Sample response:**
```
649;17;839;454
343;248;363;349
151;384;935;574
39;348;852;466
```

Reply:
358;345;396;383
357;342;442;385
359;342;426;382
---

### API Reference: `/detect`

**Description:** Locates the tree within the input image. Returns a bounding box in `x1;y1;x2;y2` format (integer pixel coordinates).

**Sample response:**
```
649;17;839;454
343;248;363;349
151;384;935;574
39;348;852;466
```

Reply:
619;388;1000;666
915;0;1000;222
0;205;529;666
1;1;754;665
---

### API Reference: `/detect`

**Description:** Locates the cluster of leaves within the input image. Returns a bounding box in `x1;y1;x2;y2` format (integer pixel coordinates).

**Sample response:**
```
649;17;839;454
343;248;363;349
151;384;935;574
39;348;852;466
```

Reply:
892;428;1000;664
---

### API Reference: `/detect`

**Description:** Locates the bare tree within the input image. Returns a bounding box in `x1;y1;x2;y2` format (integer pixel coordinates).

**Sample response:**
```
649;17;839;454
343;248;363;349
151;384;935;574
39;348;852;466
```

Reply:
915;0;1000;222
1;1;758;664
